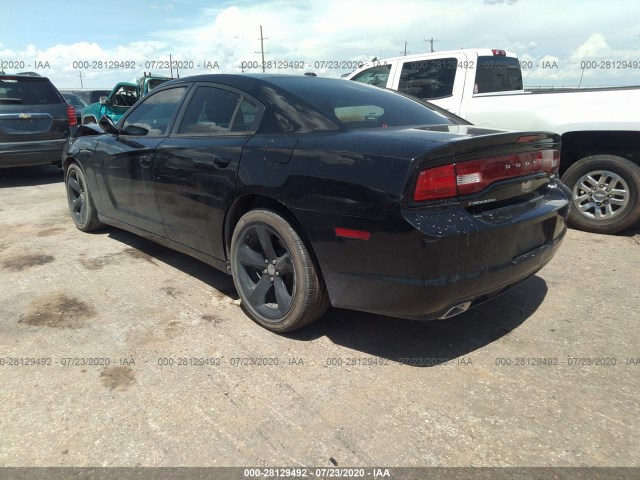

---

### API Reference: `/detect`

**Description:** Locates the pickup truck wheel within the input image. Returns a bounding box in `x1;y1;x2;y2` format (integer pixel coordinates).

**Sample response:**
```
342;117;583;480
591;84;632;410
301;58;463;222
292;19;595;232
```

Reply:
230;209;329;332
562;155;640;234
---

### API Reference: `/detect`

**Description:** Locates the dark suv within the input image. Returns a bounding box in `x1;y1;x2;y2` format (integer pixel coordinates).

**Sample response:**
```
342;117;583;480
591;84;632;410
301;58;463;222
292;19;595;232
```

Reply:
0;74;76;168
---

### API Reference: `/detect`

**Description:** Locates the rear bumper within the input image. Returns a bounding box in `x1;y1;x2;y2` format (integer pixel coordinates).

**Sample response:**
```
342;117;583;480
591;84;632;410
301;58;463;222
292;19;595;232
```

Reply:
0;138;67;167
299;181;570;320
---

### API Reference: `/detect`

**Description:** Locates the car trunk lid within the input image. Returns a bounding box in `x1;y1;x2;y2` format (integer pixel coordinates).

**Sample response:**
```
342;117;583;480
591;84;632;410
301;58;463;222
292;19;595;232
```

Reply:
409;130;560;207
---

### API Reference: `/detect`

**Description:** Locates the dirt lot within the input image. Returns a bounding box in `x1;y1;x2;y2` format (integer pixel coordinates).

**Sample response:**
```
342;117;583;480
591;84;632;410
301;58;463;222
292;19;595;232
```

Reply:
0;165;638;468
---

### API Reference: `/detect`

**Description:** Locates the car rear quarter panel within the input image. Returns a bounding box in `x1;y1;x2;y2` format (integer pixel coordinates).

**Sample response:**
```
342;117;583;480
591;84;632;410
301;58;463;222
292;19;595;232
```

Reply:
236;131;447;218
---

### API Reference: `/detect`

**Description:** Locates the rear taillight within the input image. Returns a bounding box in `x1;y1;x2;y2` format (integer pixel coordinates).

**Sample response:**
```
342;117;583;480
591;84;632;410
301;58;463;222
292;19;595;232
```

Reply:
492;49;506;56
413;150;559;202
414;165;457;201
67;105;77;126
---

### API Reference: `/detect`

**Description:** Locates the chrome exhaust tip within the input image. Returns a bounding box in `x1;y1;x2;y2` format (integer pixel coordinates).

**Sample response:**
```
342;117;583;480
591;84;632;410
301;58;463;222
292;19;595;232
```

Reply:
438;301;472;319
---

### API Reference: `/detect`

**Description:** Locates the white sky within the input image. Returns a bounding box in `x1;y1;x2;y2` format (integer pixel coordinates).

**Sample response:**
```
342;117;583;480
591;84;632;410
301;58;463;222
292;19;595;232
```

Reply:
1;0;640;89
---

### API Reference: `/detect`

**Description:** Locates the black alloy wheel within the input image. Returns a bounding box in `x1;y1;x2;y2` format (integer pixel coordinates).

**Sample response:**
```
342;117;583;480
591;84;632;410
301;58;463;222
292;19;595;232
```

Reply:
65;163;103;232
230;209;329;332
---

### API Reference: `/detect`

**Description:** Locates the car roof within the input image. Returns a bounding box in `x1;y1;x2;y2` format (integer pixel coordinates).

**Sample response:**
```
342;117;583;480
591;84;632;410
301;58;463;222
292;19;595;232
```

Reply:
158;74;349;101
161;73;329;87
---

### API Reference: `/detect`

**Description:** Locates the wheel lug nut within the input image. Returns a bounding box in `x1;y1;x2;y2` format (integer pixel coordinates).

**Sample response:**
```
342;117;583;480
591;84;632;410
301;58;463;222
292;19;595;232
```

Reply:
608;194;612;198
265;259;269;264
599;184;604;188
596;202;601;206
275;272;280;276
263;269;267;274
606;188;611;192
272;260;276;264
270;276;274;281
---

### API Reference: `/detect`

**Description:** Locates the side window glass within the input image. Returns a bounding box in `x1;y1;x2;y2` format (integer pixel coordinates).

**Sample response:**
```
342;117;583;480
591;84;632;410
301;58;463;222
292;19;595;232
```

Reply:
178;87;242;134
398;58;457;99
121;86;187;136
351;65;391;87
231;98;259;132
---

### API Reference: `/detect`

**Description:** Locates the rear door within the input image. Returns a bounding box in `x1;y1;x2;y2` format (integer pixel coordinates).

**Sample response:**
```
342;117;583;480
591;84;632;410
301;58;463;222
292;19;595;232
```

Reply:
0;76;69;144
95;85;189;235
154;84;262;259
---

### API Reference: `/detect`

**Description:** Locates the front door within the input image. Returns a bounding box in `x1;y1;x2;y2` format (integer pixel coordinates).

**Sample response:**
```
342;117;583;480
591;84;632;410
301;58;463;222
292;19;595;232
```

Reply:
96;86;189;235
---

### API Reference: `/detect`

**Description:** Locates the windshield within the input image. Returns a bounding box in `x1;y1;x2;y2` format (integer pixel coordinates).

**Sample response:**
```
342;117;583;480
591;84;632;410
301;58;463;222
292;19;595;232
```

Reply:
266;77;461;129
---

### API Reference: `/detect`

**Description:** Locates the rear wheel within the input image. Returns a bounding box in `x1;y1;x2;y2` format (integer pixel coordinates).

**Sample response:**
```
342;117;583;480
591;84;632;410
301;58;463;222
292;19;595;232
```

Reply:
230;209;329;332
562;155;640;234
65;163;103;232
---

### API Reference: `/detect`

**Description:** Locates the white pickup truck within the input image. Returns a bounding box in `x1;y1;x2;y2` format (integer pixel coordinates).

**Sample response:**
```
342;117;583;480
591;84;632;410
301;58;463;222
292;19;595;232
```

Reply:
347;48;640;234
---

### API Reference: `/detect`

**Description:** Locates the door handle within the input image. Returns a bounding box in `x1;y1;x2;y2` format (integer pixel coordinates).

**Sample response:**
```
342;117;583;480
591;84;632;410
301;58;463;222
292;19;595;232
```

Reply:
139;154;152;167
212;155;231;168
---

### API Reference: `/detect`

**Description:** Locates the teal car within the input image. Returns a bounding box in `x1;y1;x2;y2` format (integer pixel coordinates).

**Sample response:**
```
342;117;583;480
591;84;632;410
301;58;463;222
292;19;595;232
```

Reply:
81;74;170;124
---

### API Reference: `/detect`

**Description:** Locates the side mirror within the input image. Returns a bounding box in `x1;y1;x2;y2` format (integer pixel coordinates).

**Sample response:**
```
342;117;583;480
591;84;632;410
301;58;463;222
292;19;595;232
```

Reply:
98;115;118;134
99;96;108;105
121;124;149;136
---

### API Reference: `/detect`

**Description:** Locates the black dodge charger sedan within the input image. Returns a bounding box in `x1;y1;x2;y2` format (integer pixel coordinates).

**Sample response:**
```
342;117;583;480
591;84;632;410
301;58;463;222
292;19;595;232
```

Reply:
62;74;570;332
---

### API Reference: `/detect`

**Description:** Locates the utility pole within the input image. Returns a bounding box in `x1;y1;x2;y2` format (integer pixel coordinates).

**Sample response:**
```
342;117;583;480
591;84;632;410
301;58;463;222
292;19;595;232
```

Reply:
424;37;439;53
169;53;173;78
77;70;83;88
256;25;268;73
401;41;410;56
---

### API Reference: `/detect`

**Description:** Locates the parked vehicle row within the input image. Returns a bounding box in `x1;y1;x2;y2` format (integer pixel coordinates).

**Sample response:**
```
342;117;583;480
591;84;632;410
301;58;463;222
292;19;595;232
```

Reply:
0;72;172;169
80;73;171;125
347;48;640;234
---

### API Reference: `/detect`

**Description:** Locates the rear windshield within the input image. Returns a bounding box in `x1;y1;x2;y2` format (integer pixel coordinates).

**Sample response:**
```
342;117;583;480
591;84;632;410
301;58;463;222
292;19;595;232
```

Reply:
0;77;62;105
266;77;460;129
475;56;523;93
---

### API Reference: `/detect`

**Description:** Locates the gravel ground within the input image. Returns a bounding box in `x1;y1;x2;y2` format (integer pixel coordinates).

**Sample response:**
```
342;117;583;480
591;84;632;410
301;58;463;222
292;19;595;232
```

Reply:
0;165;638;468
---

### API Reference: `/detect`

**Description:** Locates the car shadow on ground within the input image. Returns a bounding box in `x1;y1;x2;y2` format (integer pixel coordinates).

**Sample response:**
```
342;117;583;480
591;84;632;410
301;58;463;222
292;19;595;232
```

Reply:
105;228;239;300
284;275;548;366
0;165;63;188
105;226;547;365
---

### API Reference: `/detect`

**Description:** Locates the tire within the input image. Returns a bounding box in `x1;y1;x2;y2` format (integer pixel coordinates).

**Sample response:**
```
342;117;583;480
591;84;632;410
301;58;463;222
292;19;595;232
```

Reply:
230;209;329;332
561;155;640;234
65;163;103;232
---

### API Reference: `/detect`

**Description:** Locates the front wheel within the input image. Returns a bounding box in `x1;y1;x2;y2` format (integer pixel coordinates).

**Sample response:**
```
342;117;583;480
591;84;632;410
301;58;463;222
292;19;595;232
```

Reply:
65;163;103;232
561;155;640;234
230;209;329;332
